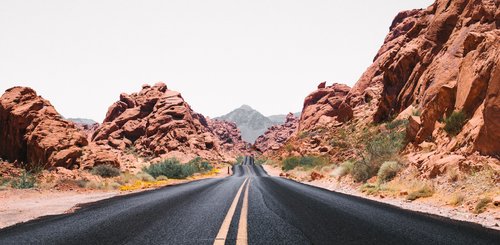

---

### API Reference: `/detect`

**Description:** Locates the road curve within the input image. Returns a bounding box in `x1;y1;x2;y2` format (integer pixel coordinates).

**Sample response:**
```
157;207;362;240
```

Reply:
0;156;499;244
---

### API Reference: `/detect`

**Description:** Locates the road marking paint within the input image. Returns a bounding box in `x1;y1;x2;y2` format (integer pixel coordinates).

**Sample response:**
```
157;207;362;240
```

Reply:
236;178;251;245
214;177;249;245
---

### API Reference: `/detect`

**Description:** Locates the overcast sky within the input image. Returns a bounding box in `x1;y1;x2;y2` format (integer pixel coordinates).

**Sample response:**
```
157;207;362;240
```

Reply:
0;0;434;122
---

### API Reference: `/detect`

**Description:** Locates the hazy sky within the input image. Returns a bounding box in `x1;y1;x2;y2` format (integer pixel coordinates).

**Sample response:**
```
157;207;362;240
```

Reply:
0;0;434;122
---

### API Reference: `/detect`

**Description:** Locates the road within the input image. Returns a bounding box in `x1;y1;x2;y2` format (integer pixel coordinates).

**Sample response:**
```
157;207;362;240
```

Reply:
0;156;499;244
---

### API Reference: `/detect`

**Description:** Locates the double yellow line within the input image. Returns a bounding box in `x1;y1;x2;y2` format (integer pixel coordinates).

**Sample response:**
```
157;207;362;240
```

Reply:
214;177;251;245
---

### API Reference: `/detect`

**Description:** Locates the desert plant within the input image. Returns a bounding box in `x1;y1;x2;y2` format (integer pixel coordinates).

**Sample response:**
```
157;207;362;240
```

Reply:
91;165;120;178
447;169;459;182
444;111;467;136
474;197;492;214
143;158;200;179
331;161;354;178
407;184;434;201
11;170;37;189
377;161;401;182
351;159;373;182
360;183;380;195
282;156;327;171
386;119;408;130
448;194;465;206
188;157;213;172
236;156;244;164
156;175;169;181
136;172;155;182
366;130;406;162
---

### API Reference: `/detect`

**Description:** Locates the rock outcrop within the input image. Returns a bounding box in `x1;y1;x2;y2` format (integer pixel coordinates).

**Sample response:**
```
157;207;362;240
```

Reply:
0;87;118;169
207;118;249;158
92;83;222;161
366;0;499;155
255;113;299;153
299;83;353;131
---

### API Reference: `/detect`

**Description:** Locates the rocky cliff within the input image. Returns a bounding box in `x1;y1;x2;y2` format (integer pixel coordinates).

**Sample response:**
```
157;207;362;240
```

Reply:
254;113;299;153
0;87;119;169
207;118;250;158
266;0;499;175
92;83;227;162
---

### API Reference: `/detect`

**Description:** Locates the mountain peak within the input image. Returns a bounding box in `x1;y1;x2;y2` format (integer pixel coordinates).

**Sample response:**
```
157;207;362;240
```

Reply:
238;104;254;110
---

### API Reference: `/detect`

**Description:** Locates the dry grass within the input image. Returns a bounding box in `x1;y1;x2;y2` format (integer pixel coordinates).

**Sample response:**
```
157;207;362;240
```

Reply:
448;193;465;206
407;184;435;201
474;197;492;214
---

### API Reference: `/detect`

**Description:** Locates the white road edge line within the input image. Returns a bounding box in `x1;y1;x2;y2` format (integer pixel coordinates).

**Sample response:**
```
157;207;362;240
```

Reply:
236;178;251;245
213;177;249;245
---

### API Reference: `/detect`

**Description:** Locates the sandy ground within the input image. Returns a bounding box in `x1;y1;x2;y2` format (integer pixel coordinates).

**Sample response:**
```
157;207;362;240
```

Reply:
0;170;231;229
262;165;500;231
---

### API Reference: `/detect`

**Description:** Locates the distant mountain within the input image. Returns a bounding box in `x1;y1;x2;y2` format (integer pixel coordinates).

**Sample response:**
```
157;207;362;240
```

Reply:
67;118;98;126
267;112;301;124
216;105;275;143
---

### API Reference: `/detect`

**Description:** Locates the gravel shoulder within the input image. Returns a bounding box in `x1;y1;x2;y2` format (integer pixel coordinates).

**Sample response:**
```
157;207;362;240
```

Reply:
262;164;500;231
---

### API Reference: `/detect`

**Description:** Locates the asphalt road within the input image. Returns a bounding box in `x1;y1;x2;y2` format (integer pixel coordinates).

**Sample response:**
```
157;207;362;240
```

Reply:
0;156;499;244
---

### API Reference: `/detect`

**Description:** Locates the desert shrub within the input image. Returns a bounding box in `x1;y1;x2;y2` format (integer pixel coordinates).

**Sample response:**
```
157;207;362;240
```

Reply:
282;156;327;171
386;119;408;130
360;183;380;195
331;161;354;178
156;175;169;181
91;165;120;178
86;180;104;190
444;111;467;136
284;143;294;153
377;161;401;182
366;130;406;162
11;170;37;189
448;194;465;206
136;172;155;182
254;157;267;165
412;108;421;116
351;159;373;182
188;157;213;172
474;197;492;214
143;158;207;179
407;184;434;201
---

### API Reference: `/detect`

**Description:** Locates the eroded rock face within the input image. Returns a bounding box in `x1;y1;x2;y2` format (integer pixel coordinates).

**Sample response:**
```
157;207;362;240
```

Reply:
207;118;249;158
92;83;223;160
299;83;352;131
0;87;114;169
366;0;499;155
255;113;299;153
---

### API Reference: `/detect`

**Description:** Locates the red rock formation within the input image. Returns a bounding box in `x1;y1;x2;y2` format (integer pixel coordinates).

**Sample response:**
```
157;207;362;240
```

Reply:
255;113;299;152
364;0;499;155
0;87;118;169
207;118;249;158
299;83;352;131
92;83;223;161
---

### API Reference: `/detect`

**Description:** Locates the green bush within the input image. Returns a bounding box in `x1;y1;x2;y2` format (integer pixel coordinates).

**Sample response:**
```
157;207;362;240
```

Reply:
143;158;212;179
377;161;401;182
188;157;213;172
11;170;37;189
386;119;408;130
236;156;244;164
91;165;120;178
444;111;467;136
282;156;327;171
137;172;155;182
366;130;406;162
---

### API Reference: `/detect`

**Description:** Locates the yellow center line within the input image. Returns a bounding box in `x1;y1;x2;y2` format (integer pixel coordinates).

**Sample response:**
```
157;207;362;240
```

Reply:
214;177;249;245
237;178;251;245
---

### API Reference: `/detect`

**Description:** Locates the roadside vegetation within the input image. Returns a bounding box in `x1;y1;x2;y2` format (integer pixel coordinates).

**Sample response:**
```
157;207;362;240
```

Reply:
444;111;468;136
282;155;329;171
143;157;213;179
91;165;120;178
